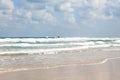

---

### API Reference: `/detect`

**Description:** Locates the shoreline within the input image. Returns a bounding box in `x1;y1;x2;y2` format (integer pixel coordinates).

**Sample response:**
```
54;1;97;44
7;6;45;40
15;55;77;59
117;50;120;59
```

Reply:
0;46;120;73
0;57;120;73
0;46;120;80
0;56;120;80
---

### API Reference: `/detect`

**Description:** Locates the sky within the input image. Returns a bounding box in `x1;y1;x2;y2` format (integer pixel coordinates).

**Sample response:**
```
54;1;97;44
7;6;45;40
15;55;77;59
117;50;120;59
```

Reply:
0;0;120;37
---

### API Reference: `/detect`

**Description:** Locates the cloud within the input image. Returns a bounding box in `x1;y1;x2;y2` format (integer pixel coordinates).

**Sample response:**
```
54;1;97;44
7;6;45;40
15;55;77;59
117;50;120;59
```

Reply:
32;10;57;24
27;0;53;3
16;0;120;19
59;2;74;12
27;0;47;3
87;0;119;20
89;10;113;20
63;13;76;24
0;0;120;28
0;0;14;16
91;0;107;9
0;0;14;10
0;0;14;27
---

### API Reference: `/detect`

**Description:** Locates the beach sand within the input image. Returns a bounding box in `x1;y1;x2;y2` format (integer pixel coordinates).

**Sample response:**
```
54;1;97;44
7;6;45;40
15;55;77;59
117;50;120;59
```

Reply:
0;47;120;80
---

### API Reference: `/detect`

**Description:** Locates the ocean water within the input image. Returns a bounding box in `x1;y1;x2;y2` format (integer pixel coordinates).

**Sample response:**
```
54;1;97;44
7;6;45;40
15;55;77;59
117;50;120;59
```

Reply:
0;37;120;55
0;37;120;73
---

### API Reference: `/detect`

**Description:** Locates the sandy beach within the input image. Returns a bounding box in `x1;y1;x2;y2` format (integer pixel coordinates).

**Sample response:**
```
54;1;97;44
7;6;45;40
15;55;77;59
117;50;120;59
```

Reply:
0;47;120;80
0;57;120;80
0;0;120;79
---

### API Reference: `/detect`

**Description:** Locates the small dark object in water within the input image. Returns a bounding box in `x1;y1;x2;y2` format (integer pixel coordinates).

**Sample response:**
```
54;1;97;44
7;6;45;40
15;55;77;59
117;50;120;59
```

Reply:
57;36;60;38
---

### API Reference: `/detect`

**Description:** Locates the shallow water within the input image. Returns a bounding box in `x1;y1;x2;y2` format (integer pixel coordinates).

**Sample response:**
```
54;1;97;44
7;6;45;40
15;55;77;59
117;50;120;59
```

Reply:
0;37;120;73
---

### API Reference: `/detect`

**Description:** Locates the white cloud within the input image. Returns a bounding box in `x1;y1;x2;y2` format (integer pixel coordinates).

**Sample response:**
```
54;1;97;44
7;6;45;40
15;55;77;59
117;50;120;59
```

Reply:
64;13;76;24
0;0;14;23
0;0;120;28
0;0;14;10
27;0;55;3
89;10;113;20
0;0;14;16
86;0;111;20
14;9;32;19
32;10;57;24
91;0;107;9
60;2;74;12
12;0;57;24
107;0;120;7
88;0;120;20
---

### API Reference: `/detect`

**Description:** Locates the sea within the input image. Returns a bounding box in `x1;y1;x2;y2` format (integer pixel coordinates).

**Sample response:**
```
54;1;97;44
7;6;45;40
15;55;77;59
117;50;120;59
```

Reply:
0;37;120;73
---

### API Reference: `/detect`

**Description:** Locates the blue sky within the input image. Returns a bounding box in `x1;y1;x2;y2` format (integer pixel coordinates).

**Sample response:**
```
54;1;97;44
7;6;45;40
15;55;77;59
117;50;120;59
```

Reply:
0;0;120;37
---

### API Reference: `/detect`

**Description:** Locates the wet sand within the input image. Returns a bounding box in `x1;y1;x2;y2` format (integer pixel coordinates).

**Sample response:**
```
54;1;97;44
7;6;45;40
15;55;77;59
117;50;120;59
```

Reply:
0;47;120;80
0;58;120;80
